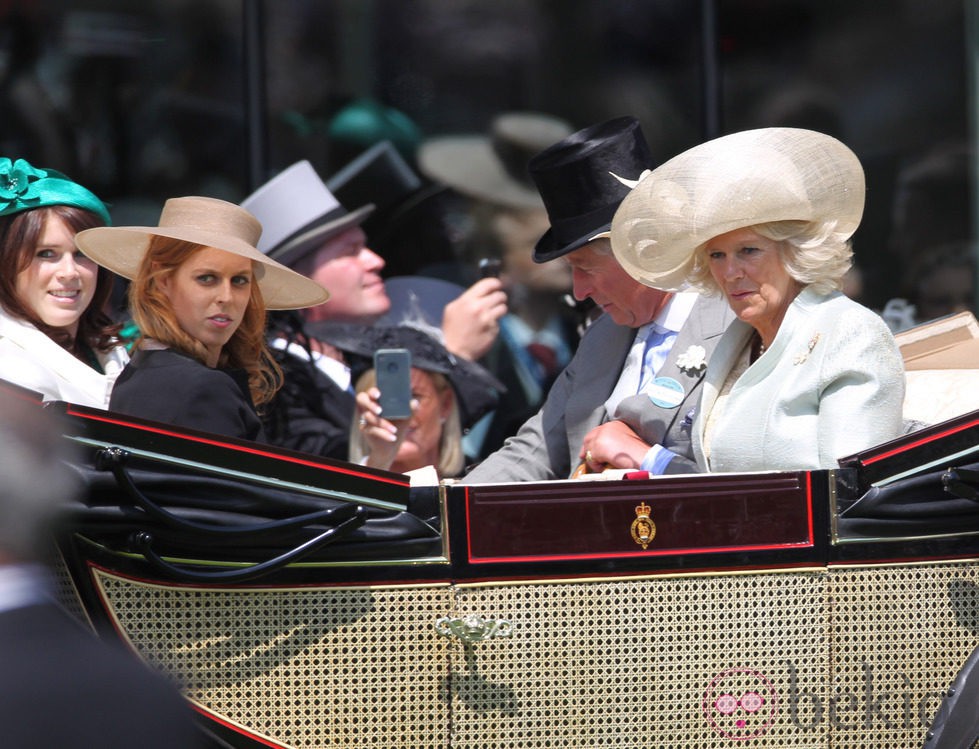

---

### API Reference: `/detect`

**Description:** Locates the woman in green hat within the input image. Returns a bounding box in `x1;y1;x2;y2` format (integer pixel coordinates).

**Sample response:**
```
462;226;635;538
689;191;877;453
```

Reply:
0;157;128;406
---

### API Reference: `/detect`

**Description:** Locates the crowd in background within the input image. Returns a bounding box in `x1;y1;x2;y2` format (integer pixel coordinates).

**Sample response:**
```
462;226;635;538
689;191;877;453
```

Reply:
0;0;973;316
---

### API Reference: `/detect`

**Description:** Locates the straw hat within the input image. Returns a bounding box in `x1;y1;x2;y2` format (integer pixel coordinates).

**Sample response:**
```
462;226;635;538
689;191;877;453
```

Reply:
610;127;865;291
418;112;574;210
240;160;374;267
74;196;329;310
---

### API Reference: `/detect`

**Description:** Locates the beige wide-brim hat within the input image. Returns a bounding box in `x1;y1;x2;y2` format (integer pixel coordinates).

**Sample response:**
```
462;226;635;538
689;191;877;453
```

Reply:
610;127;865;291
74;196;329;310
418;112;574;210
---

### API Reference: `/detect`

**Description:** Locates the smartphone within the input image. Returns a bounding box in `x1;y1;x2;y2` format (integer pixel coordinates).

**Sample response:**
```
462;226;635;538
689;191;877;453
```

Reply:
374;348;413;420
478;257;502;279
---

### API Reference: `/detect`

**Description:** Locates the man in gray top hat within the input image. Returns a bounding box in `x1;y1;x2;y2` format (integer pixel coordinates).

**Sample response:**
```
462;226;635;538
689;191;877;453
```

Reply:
242;159;507;460
463;116;735;482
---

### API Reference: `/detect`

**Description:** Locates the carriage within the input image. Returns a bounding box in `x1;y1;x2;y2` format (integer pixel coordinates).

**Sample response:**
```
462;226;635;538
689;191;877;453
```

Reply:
17;363;975;749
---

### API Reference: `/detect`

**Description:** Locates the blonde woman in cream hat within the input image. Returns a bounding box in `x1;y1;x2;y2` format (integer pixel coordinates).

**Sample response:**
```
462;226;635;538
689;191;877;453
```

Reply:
75;196;328;442
611;127;905;472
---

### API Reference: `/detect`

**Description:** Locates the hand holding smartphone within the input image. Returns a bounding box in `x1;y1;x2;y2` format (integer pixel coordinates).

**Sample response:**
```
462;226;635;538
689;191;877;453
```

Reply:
374;348;413;420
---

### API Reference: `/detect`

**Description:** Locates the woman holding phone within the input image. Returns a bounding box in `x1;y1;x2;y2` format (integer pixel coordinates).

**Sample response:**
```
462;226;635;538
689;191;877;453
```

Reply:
312;321;504;478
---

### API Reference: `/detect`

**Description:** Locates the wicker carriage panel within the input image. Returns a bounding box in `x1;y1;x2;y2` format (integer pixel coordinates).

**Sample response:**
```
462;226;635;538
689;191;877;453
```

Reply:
93;570;452;749
89;559;979;749
448;571;829;748
51;549;93;629
827;562;979;749
446;561;979;749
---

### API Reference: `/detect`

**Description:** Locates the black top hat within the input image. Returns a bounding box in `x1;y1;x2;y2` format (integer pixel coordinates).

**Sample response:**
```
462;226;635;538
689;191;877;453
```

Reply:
327;141;423;217
529;116;655;263
327;141;447;241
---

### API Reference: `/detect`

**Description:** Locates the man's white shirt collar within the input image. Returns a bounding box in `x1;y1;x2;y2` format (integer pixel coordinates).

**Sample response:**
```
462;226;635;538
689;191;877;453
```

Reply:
634;290;698;339
272;339;352;392
656;291;698;333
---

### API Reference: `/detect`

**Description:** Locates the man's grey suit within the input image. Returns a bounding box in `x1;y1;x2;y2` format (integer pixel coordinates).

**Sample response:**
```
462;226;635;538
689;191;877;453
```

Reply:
463;294;734;483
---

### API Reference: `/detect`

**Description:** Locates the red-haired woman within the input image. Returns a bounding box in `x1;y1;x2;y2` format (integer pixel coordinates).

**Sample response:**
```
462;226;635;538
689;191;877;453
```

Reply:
76;196;328;441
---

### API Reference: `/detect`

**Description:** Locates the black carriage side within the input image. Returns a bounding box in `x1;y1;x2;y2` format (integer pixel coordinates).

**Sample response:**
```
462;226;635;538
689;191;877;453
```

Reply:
15;377;979;749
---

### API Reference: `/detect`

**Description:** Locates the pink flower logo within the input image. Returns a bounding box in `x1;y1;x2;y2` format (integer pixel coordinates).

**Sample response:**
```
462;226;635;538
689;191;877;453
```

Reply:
703;667;779;740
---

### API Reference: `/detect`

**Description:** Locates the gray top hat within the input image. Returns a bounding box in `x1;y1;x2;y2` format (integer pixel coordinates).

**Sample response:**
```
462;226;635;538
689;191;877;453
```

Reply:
241;160;374;268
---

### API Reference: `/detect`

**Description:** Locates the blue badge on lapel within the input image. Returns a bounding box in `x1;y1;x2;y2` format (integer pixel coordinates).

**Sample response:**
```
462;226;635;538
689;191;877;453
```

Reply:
647;376;684;408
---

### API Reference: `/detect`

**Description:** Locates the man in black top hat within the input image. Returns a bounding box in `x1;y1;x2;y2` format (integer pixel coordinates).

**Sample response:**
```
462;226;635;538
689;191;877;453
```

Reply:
463;116;734;482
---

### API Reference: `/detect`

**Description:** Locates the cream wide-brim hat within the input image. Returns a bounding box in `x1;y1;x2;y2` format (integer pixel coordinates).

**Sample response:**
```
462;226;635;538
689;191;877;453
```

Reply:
418;112;574;210
75;196;329;310
609;127;866;291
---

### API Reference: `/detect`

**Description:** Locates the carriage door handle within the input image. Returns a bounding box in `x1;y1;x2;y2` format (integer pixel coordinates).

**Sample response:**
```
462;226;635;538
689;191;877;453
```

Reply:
435;615;513;643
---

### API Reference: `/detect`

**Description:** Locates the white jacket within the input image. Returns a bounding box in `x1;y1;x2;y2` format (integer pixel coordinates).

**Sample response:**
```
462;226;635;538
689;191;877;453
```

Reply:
694;287;906;472
0;308;128;408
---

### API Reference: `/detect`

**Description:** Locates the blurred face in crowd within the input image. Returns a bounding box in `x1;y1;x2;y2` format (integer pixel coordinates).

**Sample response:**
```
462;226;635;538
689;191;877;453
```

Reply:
158;246;252;367
564;238;669;327
914;261;974;322
302;226;391;324
15;214;97;337
495;207;571;292
391;368;453;473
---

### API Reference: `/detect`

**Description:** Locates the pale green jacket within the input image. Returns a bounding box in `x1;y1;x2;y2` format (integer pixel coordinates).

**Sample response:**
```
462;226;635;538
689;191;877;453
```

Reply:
694;287;905;472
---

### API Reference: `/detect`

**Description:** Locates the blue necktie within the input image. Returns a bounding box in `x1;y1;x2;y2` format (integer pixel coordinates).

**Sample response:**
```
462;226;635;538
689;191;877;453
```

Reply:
605;325;675;415
638;326;677;393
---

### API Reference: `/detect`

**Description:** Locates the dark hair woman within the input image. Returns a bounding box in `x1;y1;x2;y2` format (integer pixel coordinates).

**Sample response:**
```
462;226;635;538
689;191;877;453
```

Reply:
0;157;127;406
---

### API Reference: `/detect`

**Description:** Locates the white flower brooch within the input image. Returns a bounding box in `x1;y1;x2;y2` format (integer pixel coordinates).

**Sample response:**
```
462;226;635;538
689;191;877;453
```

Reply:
676;345;707;375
